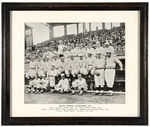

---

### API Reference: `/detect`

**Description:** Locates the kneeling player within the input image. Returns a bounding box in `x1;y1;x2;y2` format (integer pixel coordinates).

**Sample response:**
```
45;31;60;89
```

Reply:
71;74;88;95
55;73;70;94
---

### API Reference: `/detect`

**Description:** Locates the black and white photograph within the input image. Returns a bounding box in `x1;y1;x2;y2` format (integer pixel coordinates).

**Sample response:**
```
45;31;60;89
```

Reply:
24;22;125;104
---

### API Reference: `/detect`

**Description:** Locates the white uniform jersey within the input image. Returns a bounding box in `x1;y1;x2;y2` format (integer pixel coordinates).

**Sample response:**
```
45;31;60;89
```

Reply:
86;47;95;56
86;57;95;67
77;58;86;68
43;61;50;71
64;50;71;59
72;78;87;91
57;59;68;70
29;61;37;69
30;78;41;87
37;60;45;70
105;56;122;68
70;48;78;56
82;48;87;57
95;46;106;56
47;69;57;77
67;59;78;70
58;44;64;55
56;78;70;91
93;58;105;69
41;79;49;88
50;59;59;69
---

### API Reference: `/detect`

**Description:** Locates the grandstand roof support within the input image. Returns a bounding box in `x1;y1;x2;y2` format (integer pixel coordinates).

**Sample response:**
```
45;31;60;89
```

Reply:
89;23;91;32
76;23;79;35
102;23;105;30
111;23;113;29
64;24;67;36
83;23;86;34
49;24;54;40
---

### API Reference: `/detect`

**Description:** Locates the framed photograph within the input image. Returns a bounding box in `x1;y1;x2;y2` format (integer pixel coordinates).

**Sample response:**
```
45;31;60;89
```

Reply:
2;3;148;125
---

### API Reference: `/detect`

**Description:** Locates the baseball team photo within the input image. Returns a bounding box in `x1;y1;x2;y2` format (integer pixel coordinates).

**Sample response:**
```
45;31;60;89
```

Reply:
24;22;125;104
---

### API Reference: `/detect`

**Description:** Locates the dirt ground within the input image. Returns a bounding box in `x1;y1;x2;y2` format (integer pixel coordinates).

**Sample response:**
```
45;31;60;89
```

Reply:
24;92;125;104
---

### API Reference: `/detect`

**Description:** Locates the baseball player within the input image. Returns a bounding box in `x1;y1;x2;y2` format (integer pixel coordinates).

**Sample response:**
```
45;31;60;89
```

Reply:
86;51;95;90
105;41;115;56
58;40;64;57
40;74;49;92
29;74;42;94
68;54;79;78
95;42;106;58
77;53;88;76
37;56;45;78
47;64;57;92
25;56;37;79
55;73;70;94
105;49;123;96
93;52;105;95
71;74;88;95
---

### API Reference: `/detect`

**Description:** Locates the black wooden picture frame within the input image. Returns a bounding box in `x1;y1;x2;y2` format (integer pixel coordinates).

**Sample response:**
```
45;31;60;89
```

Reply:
2;2;148;125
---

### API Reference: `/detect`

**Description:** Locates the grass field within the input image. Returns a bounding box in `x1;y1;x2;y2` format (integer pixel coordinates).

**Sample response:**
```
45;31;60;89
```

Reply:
24;92;125;104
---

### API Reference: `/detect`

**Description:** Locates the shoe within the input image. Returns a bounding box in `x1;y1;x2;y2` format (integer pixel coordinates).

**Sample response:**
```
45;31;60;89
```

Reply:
79;91;83;96
106;92;113;96
99;91;104;96
70;91;75;95
95;92;99;95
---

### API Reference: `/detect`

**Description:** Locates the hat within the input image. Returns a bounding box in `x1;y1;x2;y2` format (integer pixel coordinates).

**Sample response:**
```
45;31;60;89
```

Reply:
42;74;46;77
51;63;55;66
79;53;84;57
106;48;112;53
61;73;65;76
77;73;82;77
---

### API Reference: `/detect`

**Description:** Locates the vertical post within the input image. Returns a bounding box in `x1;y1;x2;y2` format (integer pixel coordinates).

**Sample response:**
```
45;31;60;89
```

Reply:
76;23;79;35
102;23;105;30
89;23;91;32
49;24;54;40
83;23;86;34
64;24;67;36
120;23;125;28
111;23;113;29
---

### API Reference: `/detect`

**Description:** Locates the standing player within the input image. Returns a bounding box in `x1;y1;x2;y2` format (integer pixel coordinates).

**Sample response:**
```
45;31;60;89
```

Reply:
105;49;123;96
25;56;37;79
37;56;45;78
47;64;57;92
68;54;79;78
93;52;105;95
58;40;64;57
86;51;95;90
77;53;88;76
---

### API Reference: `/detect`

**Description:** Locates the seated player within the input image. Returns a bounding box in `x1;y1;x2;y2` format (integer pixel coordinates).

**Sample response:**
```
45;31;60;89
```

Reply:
26;74;41;94
55;73;70;94
71;74;88;95
40;74;49;92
